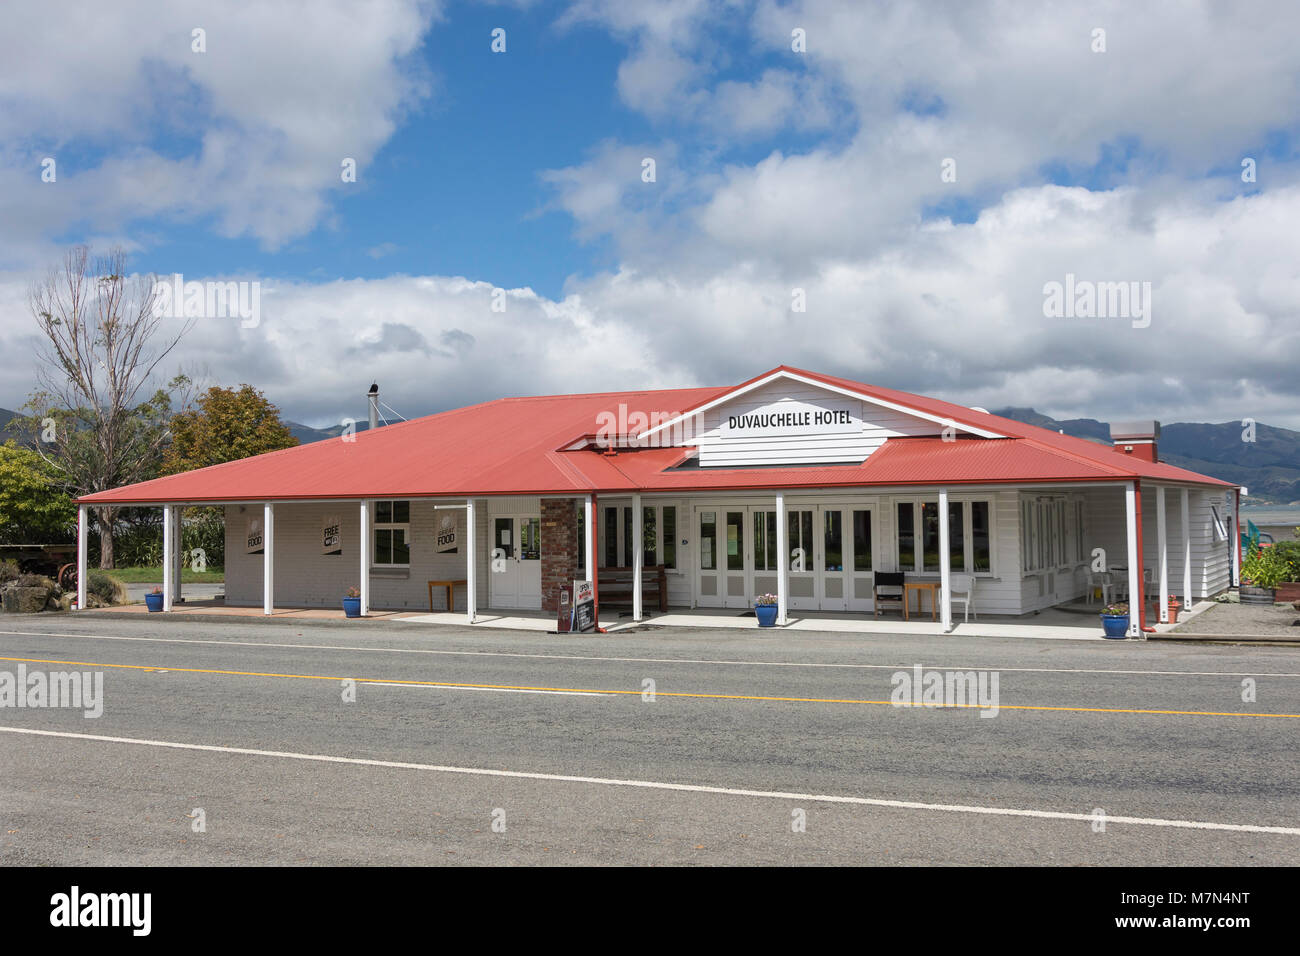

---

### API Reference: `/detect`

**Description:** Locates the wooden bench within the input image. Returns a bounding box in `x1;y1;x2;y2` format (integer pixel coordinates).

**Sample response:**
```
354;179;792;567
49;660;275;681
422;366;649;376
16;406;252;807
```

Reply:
597;565;668;613
427;579;468;612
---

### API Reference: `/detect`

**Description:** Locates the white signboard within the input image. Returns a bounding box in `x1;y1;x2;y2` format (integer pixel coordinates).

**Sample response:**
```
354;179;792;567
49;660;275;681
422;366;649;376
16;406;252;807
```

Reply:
435;512;458;553
245;518;263;555
322;513;341;555
720;397;859;438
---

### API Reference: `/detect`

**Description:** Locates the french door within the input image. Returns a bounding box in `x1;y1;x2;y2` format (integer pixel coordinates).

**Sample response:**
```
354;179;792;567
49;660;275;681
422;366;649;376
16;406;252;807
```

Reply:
696;504;875;611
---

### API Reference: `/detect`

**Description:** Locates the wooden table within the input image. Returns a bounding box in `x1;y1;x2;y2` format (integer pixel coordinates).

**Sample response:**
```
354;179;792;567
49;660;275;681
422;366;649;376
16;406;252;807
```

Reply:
903;581;940;621
427;579;468;612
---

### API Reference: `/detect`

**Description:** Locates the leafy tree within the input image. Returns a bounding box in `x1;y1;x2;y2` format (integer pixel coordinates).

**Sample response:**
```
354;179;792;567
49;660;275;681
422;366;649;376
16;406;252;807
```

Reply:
24;245;193;567
162;384;298;474
159;385;297;572
0;442;77;544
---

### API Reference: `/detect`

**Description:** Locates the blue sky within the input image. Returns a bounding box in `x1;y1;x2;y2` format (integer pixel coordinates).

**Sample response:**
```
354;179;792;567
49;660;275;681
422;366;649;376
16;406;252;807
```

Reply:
2;0;1299;429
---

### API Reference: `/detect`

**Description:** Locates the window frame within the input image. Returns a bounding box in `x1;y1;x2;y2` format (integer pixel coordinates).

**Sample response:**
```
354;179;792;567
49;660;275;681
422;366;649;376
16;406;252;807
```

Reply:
373;499;411;568
893;496;995;576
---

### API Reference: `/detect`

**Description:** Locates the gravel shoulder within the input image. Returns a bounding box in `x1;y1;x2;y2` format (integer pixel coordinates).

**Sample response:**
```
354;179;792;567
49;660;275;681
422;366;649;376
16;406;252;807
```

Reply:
1170;601;1300;637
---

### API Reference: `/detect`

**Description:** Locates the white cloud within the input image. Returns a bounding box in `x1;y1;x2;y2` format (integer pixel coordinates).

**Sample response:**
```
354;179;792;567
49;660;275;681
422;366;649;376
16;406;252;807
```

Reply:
0;1;439;264
3;183;1297;431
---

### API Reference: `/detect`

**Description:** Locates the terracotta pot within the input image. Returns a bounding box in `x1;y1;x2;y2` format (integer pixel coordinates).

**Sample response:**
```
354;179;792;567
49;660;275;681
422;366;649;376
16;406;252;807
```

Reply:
1274;581;1300;602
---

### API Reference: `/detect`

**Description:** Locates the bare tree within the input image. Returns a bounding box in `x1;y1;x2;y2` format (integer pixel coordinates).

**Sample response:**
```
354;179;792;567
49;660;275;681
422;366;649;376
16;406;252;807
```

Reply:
25;246;194;567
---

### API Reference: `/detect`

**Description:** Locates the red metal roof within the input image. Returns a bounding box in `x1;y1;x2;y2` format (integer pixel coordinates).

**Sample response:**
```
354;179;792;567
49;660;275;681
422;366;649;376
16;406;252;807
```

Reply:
78;368;1234;505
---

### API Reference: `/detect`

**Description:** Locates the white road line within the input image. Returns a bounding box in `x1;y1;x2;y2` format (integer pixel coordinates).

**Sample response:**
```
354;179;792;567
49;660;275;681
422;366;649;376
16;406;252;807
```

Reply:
361;681;614;697
2;724;1297;836
2;628;1299;679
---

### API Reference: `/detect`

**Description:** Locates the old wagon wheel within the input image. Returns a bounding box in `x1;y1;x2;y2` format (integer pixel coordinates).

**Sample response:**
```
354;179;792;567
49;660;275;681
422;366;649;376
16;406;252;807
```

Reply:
57;562;78;591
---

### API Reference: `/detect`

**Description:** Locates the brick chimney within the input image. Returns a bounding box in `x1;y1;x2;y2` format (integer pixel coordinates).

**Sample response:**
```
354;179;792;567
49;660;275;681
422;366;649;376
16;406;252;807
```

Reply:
1110;420;1160;463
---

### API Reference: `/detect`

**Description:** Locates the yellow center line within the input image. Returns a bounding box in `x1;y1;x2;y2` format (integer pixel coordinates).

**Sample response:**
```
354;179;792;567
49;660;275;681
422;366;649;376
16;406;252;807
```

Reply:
2;656;1297;718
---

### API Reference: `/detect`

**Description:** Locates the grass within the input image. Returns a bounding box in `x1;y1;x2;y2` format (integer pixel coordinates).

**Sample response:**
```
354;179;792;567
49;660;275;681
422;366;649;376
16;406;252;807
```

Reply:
100;565;225;584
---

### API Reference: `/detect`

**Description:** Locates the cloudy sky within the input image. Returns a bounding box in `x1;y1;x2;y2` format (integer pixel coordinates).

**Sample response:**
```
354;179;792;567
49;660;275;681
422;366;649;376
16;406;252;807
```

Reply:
1;0;1297;430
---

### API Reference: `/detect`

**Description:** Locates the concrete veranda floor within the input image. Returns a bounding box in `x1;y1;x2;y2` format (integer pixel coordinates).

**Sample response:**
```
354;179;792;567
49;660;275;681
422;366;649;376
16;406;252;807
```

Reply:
85;595;1220;641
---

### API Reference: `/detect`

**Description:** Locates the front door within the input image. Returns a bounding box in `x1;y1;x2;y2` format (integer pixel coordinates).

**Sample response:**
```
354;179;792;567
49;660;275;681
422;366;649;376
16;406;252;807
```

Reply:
695;508;748;608
490;514;542;609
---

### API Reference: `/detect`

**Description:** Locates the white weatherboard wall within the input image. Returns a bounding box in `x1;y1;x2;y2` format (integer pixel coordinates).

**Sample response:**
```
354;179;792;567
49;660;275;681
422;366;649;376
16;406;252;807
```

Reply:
225;501;470;610
693;379;942;467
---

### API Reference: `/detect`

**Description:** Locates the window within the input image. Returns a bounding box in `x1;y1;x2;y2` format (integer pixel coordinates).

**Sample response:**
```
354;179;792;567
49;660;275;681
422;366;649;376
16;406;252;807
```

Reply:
754;511;778;571
788;510;814;571
1020;496;1082;572
604;507;618;567
897;498;991;574
373;500;410;566
640;505;678;569
1210;504;1228;542
948;504;965;573
700;511;716;570
662;507;676;569
972;501;991;572
823;509;843;572
643;507;657;569
897;503;915;570
852;510;872;572
725;511;745;571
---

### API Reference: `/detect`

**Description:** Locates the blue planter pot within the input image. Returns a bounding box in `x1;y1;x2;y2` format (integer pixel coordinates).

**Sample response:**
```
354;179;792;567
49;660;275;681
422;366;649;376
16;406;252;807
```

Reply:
755;604;779;627
1100;614;1129;638
144;592;164;612
342;597;361;618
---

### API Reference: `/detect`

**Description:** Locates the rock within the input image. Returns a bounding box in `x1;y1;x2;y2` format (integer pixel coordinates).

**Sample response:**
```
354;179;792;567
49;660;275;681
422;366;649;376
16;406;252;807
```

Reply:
2;586;52;613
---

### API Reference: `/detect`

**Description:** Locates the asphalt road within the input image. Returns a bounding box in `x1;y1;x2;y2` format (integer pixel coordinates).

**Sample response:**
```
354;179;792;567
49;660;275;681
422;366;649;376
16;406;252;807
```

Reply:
1;614;1298;866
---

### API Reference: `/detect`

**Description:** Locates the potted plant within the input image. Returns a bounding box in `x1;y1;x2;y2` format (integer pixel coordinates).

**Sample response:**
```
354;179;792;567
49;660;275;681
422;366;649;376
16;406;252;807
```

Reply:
753;592;779;627
1149;594;1182;624
1099;602;1129;639
342;586;361;618
1240;545;1288;605
144;586;164;612
1272;540;1300;603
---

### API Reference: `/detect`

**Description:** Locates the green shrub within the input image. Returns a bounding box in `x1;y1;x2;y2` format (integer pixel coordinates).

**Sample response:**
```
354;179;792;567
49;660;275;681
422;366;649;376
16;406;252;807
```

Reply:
1270;541;1300;582
1242;545;1291;589
183;507;225;568
0;559;19;584
86;570;126;605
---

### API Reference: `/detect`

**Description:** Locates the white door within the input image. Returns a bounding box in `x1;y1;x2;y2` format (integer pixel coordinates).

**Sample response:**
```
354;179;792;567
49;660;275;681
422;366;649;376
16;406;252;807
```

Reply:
819;507;849;611
697;509;722;607
721;509;749;608
490;515;541;609
785;508;817;610
846;506;875;612
696;508;748;608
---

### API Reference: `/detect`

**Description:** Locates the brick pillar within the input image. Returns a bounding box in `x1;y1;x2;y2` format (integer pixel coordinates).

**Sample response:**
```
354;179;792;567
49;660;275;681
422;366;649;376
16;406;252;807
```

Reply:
541;498;579;613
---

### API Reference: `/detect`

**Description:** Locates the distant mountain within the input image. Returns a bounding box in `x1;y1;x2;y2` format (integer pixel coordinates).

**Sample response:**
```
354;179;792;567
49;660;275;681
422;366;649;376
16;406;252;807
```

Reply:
284;420;379;444
0;407;25;444
993;408;1300;504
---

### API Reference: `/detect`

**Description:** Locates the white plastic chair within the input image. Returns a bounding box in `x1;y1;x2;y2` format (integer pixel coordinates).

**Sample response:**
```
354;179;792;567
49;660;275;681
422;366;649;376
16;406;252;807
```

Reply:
948;574;976;621
1086;570;1114;606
